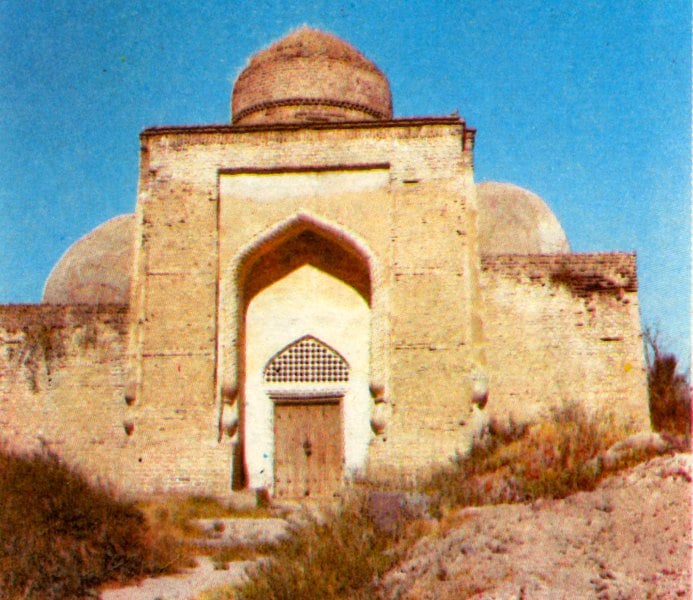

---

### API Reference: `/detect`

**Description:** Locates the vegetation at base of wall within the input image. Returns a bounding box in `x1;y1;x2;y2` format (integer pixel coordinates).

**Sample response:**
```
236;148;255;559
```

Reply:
2;399;678;599
644;328;691;443
218;498;402;600
422;404;644;511
204;403;676;600
0;447;186;600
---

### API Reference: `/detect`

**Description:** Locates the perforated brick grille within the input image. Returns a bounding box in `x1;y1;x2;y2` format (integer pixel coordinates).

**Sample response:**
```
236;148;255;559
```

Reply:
264;336;349;384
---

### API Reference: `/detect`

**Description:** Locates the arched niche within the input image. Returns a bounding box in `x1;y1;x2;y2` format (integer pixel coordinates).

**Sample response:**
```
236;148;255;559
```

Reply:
217;212;387;408
217;213;385;492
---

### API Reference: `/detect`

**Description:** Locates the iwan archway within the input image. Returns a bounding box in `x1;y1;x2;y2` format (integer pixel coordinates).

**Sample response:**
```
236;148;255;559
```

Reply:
234;222;372;498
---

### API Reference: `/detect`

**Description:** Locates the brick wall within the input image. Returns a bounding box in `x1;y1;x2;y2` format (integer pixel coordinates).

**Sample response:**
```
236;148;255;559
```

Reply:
0;304;132;484
131;118;483;489
480;253;649;429
1;120;648;497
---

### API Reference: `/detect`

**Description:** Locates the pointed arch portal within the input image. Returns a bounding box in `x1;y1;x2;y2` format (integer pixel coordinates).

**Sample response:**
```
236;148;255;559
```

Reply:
219;214;377;497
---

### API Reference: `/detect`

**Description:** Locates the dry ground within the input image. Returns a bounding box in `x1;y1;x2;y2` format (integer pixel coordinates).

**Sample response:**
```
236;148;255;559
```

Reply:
378;453;692;599
97;454;691;599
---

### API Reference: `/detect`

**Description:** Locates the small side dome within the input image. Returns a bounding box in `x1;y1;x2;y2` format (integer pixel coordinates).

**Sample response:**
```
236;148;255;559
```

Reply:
43;214;135;304
476;182;570;255
232;27;393;126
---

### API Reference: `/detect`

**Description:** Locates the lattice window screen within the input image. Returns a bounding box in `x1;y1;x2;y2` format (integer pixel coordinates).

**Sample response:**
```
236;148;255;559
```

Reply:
264;336;349;384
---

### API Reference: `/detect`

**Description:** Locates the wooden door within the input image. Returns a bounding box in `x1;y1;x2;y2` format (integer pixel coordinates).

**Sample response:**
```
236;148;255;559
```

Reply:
274;400;343;499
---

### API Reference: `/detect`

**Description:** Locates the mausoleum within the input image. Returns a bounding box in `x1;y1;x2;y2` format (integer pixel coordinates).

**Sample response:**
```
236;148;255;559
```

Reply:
0;28;649;499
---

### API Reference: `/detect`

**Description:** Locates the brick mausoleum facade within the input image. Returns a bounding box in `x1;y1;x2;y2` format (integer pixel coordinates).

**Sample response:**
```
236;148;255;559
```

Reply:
0;28;649;499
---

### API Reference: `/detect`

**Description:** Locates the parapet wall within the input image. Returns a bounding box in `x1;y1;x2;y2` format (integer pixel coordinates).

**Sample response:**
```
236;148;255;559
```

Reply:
480;253;650;429
482;253;638;297
0;304;130;483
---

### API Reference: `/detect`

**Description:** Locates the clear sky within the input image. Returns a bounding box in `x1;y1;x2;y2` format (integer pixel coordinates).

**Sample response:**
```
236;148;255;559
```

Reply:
0;1;690;368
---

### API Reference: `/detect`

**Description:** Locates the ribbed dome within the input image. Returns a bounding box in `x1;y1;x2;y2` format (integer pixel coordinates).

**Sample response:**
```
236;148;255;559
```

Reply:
232;27;393;126
476;182;570;255
42;214;135;305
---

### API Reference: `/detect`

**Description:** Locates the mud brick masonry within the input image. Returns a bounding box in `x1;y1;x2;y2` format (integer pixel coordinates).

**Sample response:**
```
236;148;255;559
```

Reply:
0;28;649;499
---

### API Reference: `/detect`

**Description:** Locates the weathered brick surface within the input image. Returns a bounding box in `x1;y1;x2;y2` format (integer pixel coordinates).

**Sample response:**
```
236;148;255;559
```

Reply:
0;305;130;484
0;118;649;498
0;26;651;499
480;253;649;429
232;28;392;125
129;119;482;492
481;253;638;296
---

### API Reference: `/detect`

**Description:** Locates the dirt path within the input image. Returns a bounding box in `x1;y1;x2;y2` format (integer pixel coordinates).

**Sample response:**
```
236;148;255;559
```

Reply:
378;453;692;599
99;556;251;600
99;517;290;600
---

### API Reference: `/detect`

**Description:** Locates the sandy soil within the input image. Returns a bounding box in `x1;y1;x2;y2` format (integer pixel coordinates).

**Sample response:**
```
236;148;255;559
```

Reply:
98;517;290;600
378;453;692;599
99;556;251;600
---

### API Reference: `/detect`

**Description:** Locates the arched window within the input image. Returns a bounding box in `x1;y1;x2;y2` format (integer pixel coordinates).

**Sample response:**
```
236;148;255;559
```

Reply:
264;335;349;384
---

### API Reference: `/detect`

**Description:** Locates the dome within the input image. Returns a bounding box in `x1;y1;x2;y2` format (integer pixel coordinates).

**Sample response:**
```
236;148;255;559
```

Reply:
43;214;135;304
476;182;570;255
232;27;393;126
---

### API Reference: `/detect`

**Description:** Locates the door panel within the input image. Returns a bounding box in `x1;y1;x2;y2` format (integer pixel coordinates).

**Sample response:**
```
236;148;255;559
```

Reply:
274;401;342;499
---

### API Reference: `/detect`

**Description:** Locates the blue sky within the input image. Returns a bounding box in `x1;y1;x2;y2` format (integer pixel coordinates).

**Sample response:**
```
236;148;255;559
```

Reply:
0;0;690;367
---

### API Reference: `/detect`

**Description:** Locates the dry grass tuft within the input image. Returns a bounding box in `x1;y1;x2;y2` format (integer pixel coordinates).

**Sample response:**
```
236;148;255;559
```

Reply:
422;403;646;510
221;497;401;600
204;542;279;571
136;494;277;572
644;328;691;444
0;447;186;600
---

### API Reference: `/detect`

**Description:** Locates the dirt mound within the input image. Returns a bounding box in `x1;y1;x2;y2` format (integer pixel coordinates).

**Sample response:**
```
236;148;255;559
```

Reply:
378;453;692;599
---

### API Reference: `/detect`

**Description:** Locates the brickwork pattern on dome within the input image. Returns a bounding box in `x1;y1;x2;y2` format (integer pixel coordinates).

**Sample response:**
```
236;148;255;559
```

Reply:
233;97;389;125
232;28;392;125
264;336;349;384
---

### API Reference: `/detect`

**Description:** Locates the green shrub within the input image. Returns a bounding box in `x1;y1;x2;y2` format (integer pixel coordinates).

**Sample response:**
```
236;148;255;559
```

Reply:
0;447;183;599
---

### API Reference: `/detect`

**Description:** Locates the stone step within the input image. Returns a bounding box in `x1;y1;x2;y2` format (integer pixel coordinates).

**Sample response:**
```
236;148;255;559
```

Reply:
191;517;291;548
